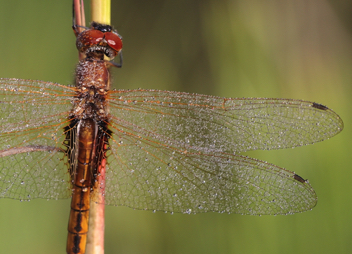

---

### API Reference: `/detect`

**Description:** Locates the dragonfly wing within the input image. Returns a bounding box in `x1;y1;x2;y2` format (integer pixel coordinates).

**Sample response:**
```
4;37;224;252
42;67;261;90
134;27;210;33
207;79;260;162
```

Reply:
108;89;343;154
0;148;71;200
102;89;339;214
0;78;74;200
104;133;316;215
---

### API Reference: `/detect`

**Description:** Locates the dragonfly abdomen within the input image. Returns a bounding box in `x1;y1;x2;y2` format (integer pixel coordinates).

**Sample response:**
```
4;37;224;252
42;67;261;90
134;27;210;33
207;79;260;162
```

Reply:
67;118;97;254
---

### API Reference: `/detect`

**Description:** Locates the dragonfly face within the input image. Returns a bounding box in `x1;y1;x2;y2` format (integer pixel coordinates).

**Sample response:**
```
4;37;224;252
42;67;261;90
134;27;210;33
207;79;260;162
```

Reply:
75;21;122;60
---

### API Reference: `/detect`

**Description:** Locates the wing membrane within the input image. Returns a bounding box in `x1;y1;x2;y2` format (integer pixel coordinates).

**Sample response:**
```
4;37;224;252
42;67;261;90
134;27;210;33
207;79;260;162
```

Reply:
108;89;343;154
99;89;342;214
0;82;343;214
104;134;316;215
0;78;73;200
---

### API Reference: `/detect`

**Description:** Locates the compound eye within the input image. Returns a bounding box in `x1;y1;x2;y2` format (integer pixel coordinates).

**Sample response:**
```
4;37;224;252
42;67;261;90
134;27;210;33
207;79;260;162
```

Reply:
77;29;104;51
105;32;123;53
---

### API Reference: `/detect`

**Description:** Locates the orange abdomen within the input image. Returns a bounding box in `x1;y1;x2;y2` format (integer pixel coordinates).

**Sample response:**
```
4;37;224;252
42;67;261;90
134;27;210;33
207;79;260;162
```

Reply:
66;119;97;254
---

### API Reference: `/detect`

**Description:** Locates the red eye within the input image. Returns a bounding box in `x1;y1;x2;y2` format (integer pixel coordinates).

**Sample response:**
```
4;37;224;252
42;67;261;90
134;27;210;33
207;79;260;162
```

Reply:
105;32;123;52
77;29;104;50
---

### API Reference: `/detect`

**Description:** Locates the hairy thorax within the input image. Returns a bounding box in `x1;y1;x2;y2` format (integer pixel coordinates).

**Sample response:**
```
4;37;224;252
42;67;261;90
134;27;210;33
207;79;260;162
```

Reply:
71;59;111;121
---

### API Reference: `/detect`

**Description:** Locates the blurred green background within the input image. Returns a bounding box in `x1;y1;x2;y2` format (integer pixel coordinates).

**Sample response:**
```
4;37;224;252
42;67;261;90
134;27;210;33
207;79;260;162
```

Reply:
0;0;351;253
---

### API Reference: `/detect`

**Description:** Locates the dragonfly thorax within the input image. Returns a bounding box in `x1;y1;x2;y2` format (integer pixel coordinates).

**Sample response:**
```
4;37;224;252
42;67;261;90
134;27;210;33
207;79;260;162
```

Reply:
72;59;110;121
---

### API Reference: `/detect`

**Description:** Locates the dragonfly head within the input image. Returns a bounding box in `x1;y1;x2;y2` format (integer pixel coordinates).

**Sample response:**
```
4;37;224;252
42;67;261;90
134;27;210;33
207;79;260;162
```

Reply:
76;22;123;61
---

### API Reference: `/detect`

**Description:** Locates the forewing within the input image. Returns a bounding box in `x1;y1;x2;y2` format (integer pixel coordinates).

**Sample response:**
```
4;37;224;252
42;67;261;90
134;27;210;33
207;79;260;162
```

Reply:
108;89;343;154
0;78;74;200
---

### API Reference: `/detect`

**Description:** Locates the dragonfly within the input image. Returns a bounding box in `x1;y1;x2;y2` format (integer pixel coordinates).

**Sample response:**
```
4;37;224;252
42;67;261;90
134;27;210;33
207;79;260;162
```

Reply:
0;3;344;254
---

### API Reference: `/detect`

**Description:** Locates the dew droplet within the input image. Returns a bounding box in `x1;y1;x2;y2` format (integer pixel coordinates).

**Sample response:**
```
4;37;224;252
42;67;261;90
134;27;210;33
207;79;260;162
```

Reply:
185;209;192;214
